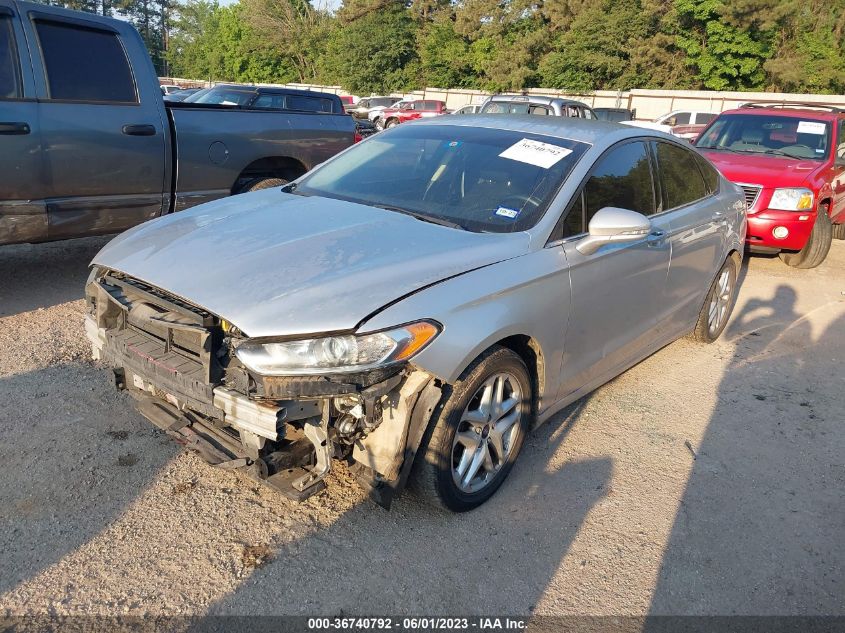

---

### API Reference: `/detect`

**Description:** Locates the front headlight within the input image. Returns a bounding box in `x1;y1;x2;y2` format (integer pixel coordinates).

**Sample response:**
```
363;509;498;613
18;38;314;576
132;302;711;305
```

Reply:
234;321;440;376
769;188;814;211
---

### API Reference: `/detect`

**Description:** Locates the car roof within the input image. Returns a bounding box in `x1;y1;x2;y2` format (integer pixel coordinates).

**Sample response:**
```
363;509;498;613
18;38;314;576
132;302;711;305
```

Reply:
409;114;679;144
719;106;841;121
486;94;591;108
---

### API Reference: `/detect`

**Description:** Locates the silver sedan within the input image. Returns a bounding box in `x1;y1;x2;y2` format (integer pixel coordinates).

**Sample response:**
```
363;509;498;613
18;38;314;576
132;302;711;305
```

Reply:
85;116;747;511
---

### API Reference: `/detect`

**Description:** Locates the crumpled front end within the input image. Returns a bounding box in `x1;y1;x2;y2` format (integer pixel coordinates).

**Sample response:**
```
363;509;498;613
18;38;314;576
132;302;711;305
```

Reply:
84;267;442;508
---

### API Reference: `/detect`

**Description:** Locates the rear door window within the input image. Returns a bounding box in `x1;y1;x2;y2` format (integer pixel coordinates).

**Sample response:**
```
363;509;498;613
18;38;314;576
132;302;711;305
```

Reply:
35;20;136;103
655;141;709;209
286;94;333;112
0;15;21;99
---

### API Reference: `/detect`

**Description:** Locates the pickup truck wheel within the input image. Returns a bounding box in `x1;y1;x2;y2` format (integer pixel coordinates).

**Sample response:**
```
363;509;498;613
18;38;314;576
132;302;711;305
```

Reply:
833;222;845;240
779;206;832;268
241;177;288;193
410;347;531;512
692;256;738;343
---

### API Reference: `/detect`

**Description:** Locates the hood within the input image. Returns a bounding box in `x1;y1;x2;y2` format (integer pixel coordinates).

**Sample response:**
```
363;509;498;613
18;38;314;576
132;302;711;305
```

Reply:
93;191;529;338
700;150;822;187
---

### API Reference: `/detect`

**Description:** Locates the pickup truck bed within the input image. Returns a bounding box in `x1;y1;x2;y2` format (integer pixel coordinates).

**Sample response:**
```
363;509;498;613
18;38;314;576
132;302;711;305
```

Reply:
0;0;354;246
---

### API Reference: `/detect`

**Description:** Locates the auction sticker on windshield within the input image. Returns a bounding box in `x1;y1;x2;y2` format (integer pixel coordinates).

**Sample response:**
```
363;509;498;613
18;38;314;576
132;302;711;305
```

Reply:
499;138;573;168
797;121;826;135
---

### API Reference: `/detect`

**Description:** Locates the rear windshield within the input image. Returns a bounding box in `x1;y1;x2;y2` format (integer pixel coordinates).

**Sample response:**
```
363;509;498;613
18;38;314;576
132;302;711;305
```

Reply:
696;113;832;160
294;124;589;233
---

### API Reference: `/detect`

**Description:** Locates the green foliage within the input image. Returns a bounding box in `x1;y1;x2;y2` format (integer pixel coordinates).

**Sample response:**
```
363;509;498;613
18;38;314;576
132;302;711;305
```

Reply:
31;0;845;94
319;1;420;94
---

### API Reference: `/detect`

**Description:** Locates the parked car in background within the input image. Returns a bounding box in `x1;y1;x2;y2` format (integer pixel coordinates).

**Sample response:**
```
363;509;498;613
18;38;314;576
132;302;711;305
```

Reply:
183;84;344;113
0;2;354;246
453;104;482;115
160;84;181;95
625;110;716;140
594;107;636;122
480;95;596;119
348;96;401;119
163;87;202;102
354;118;377;141
86;116;745;511
695;102;845;268
369;98;413;128
379;99;449;129
340;95;359;112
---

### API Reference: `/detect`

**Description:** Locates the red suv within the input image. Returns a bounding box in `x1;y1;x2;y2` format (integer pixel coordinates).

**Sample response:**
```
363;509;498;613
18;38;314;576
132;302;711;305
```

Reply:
695;102;845;268
380;100;448;129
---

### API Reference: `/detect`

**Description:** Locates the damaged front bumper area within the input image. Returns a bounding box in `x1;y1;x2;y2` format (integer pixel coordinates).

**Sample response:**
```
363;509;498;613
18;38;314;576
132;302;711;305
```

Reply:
84;270;442;508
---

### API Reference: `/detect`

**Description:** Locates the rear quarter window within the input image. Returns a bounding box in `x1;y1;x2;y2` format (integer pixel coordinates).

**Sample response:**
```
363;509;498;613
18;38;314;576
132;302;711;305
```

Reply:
35;20;136;103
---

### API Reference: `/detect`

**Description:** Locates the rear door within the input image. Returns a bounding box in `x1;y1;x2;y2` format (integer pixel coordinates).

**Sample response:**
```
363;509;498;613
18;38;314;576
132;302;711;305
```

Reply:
556;140;673;399
0;1;46;245
652;140;726;328
22;9;167;240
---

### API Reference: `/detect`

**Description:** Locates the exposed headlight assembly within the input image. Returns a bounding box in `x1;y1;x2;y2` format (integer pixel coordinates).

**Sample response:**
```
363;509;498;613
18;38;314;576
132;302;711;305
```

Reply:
235;321;440;376
769;188;814;211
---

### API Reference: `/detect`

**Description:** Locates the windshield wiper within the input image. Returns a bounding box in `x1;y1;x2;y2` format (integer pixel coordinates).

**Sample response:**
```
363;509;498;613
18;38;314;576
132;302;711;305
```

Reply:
761;148;811;160
371;204;466;230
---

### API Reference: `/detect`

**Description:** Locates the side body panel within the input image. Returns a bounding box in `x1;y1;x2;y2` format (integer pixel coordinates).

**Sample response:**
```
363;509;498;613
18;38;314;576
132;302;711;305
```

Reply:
169;107;354;211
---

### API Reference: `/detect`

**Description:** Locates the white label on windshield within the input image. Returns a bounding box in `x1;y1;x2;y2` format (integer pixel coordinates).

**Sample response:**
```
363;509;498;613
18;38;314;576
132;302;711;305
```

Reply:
797;121;826;135
499;138;572;168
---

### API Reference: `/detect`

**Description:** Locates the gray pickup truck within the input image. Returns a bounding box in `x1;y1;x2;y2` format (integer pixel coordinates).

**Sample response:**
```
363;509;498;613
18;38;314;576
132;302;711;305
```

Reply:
0;1;355;246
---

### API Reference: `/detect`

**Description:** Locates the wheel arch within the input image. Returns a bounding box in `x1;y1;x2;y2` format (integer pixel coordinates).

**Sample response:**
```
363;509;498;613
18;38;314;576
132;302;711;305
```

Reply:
231;156;308;194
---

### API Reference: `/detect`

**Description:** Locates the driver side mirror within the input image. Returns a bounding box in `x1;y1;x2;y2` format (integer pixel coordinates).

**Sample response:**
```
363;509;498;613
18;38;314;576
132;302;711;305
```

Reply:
575;207;652;256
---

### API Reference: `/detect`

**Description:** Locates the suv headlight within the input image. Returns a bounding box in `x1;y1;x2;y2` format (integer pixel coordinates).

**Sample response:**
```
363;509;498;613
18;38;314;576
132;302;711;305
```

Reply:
234;321;440;376
769;188;814;211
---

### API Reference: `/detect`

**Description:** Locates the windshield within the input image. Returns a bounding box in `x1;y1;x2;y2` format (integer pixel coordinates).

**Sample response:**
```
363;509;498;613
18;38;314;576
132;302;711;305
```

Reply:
184;86;256;106
294;124;589;233
696;113;831;160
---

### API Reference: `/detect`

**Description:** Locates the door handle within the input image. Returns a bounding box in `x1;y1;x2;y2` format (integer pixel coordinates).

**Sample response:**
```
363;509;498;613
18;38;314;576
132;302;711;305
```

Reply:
122;124;157;136
0;122;30;135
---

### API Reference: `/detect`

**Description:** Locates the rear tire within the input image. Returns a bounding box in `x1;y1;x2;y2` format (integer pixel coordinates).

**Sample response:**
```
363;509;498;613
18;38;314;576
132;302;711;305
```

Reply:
240;177;288;194
833;221;845;240
779;206;832;268
410;347;532;512
692;256;738;343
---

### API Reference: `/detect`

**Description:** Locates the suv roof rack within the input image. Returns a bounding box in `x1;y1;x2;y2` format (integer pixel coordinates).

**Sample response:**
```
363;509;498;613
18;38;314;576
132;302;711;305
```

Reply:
740;101;843;113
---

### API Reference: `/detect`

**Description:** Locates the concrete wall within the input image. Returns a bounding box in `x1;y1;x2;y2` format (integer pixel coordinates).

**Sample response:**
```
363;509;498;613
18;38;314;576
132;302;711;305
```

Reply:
160;77;845;121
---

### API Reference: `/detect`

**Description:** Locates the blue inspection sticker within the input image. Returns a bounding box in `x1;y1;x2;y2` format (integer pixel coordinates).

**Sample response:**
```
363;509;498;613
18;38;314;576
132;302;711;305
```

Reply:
495;206;520;219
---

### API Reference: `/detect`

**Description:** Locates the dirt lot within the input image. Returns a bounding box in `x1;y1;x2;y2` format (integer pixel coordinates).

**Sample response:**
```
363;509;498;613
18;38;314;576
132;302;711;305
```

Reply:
0;236;843;618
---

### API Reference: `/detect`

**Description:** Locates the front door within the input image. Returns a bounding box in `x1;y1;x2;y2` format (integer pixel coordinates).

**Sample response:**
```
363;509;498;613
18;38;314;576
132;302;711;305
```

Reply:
557;140;672;399
21;11;167;240
0;2;46;245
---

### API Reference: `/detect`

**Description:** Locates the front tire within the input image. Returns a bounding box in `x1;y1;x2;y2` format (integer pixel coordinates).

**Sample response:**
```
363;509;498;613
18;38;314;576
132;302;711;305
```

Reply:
411;347;532;512
779;206;832;268
374;117;384;131
692;255;739;343
386;119;399;128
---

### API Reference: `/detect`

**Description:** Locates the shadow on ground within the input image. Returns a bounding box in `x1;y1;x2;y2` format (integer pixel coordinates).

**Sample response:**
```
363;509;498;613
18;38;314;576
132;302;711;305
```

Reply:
649;285;845;616
0;237;110;318
201;399;611;616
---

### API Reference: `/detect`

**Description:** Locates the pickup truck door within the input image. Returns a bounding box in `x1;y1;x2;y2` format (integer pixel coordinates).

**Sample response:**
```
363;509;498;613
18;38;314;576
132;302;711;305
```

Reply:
21;9;168;241
0;2;47;245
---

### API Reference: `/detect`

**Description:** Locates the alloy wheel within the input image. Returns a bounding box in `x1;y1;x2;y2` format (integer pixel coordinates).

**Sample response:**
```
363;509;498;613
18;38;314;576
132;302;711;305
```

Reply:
451;372;522;493
708;268;733;334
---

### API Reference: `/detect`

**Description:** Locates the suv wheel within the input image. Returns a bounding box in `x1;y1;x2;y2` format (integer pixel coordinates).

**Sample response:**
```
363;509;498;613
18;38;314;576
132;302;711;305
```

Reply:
386;119;399;128
779;205;832;268
692;255;739;343
374;117;385;131
411;347;532;512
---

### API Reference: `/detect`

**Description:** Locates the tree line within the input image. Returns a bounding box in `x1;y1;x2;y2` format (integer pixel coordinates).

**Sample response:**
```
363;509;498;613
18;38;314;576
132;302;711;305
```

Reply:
35;0;845;95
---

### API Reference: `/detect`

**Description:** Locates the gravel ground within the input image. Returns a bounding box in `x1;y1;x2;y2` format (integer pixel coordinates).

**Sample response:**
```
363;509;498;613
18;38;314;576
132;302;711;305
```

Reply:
0;237;843;618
